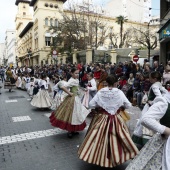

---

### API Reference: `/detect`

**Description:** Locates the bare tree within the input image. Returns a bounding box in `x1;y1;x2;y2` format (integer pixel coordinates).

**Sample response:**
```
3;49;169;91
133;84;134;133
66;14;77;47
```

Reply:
51;1;109;52
108;27;133;48
131;27;157;60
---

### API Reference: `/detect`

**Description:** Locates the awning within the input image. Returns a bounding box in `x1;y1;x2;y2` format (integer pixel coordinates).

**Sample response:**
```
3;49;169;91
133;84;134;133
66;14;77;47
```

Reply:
157;19;170;33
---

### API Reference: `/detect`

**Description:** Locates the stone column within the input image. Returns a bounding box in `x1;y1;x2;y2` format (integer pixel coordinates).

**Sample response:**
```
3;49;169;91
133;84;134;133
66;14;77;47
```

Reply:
86;46;92;64
62;52;67;64
48;57;51;65
110;49;117;64
58;53;62;64
33;57;37;66
73;49;77;64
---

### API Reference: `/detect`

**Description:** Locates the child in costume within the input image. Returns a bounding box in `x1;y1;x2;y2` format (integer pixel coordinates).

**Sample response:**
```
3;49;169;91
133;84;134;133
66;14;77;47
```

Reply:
50;68;89;138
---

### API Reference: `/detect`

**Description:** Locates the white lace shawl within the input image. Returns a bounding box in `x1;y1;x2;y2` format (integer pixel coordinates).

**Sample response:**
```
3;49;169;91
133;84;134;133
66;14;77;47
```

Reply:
89;87;131;115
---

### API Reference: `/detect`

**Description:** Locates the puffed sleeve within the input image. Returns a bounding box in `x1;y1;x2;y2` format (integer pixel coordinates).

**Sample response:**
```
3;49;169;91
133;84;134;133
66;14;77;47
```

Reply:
64;78;78;88
152;84;165;97
89;92;99;109
120;90;132;109
141;96;168;134
88;79;97;91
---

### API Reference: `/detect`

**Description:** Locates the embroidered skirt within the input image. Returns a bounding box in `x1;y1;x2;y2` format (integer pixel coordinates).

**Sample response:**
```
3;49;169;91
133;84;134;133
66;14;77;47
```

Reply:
78;109;139;168
126;134;166;170
50;95;89;132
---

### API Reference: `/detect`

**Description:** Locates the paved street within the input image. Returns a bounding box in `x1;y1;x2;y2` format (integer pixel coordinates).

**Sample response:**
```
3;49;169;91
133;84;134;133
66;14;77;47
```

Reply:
0;86;141;170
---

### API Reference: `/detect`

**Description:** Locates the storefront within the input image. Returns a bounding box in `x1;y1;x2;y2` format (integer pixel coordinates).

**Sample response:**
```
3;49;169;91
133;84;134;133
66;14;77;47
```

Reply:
158;19;170;64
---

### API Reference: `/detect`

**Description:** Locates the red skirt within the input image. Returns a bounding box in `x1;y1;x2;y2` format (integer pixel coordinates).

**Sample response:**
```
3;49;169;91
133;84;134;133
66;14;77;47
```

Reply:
49;95;86;132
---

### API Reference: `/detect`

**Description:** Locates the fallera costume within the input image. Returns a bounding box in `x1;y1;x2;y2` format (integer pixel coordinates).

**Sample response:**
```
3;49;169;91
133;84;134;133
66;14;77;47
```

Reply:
132;82;167;148
51;80;68;110
82;78;97;108
126;93;170;170
50;77;89;132
16;76;22;89
4;70;16;91
78;87;139;168
97;71;108;91
31;79;53;108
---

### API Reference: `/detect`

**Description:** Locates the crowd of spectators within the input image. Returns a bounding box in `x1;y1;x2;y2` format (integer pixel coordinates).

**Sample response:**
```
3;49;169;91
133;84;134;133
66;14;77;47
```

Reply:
1;59;170;109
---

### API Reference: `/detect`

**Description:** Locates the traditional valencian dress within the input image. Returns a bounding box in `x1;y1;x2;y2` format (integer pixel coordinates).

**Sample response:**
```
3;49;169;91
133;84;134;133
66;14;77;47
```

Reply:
82;78;97;108
78;87;139;168
132;82;167;148
97;71;108;91
51;80;68;110
126;93;170;170
50;77;89;132
31;79;53;108
16;76;22;89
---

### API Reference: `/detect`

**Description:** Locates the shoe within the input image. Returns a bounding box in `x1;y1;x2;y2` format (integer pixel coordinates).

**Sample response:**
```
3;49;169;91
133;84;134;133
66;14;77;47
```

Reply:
67;132;73;138
72;132;79;135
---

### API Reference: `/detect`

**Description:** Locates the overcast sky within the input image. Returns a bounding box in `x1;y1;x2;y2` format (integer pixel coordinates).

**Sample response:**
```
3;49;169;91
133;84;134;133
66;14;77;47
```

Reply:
0;0;160;43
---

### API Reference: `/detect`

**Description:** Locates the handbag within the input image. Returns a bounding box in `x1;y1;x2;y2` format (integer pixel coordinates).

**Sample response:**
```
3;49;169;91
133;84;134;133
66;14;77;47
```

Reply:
141;93;148;104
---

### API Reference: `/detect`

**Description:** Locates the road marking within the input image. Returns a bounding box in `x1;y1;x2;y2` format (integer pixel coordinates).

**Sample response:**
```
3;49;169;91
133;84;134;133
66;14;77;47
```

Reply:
5;100;18;103
0;126;89;145
12;116;31;122
0;129;64;145
44;113;51;118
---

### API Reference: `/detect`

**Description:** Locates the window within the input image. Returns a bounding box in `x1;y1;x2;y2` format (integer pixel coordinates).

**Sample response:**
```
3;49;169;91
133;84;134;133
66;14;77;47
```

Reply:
50;19;53;26
45;37;51;46
54;5;58;8
55;19;58;27
23;12;26;16
45;18;48;26
35;38;38;49
45;3;48;7
23;5;25;8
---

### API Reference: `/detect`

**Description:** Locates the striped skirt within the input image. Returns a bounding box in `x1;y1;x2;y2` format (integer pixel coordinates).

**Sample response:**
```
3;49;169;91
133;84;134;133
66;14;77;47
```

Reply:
78;109;139;168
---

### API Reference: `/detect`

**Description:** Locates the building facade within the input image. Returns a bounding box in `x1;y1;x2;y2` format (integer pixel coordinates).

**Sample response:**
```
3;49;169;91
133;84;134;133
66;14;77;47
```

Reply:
158;0;170;64
15;0;159;66
0;43;5;65
4;30;16;67
105;0;151;23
